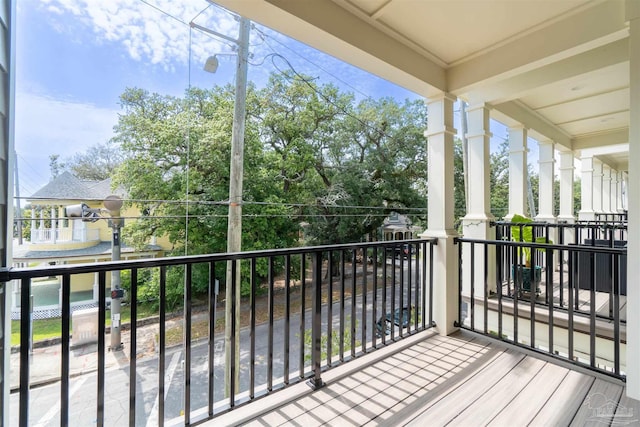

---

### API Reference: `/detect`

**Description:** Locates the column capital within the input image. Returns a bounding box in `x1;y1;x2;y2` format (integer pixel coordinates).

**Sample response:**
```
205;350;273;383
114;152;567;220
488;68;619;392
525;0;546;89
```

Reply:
466;102;492;113
538;158;555;165
424;127;457;138
508;124;528;132
425;92;457;105
465;130;493;139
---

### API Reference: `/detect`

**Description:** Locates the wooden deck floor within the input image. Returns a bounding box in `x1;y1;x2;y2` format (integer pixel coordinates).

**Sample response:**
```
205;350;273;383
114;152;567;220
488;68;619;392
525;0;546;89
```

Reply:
208;330;640;427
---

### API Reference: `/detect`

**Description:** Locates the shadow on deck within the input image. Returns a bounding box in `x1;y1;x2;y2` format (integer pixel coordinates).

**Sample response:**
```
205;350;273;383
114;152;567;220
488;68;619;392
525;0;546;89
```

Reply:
208;330;639;426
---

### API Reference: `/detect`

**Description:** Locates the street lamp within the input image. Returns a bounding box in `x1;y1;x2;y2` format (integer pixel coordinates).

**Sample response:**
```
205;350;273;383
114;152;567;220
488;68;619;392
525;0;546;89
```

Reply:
193;16;250;395
67;195;124;351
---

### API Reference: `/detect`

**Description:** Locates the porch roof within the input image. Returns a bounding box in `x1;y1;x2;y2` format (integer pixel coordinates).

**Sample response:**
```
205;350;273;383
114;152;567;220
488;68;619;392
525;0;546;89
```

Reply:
212;0;632;169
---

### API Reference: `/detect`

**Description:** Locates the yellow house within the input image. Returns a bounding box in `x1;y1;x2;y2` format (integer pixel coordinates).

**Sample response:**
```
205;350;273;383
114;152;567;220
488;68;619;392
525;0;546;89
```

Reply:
11;171;168;319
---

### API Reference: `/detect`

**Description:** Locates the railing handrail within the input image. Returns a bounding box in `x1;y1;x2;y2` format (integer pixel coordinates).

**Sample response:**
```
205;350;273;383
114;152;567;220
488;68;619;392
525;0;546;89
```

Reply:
455;236;627;254
492;220;627;229
1;238;436;282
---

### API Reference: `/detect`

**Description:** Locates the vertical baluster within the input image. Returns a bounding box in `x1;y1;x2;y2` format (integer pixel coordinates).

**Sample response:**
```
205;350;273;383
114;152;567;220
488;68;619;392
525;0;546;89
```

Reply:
129;268;138;427
284;255;290;385
19;278;31;427
97;271;106;427
158;267;166;426
60;274;71;427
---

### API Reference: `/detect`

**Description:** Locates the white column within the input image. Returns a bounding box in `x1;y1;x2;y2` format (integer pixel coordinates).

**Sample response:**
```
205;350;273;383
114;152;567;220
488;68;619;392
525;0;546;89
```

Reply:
557;151;575;247
30;205;36;243
535;139;556;222
624;171;628;212
625;0;640;400
50;206;57;244
420;93;459;336
602;165;612;213
557;151;575;221
611;170;619;213
462;103;495;295
615;171;624;213
506;125;528;219
578;154;595;220
592;158;603;215
39;207;45;235
535;140;557;269
93;270;100;302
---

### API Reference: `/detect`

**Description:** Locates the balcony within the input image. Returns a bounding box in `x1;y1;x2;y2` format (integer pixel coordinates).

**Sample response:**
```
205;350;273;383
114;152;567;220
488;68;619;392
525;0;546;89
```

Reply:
30;227;101;246
3;235;634;426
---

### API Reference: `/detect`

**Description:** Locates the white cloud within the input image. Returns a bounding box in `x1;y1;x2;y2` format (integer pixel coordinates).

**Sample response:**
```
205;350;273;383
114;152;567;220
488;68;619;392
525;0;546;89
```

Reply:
37;0;238;72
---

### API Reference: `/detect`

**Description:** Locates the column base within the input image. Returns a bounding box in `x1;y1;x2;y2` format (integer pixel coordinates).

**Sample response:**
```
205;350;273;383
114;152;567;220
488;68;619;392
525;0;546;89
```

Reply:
578;210;596;221
419;230;459;336
534;215;556;223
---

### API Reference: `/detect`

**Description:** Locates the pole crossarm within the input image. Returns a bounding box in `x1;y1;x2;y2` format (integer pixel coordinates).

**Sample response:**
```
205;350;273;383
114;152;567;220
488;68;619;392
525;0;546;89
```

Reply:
189;22;240;45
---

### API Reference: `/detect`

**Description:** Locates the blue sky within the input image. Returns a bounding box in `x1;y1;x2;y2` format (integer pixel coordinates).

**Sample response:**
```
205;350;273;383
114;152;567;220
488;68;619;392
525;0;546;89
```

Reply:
15;0;510;197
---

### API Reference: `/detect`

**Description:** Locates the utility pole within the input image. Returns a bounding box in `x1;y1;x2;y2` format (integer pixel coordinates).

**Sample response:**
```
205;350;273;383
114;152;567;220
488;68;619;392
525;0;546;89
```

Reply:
224;17;250;396
191;13;251;398
105;198;123;351
66;196;123;350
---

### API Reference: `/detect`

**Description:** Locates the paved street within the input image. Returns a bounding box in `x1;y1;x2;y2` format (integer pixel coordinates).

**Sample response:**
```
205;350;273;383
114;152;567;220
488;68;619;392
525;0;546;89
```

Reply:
10;258;421;426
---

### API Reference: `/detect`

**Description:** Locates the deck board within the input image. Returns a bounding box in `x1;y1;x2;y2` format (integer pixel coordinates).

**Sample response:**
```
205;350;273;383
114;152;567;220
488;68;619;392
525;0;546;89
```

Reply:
446;356;547;426
210;330;633;427
528;370;596;426
486;361;568;426
571;378;624;426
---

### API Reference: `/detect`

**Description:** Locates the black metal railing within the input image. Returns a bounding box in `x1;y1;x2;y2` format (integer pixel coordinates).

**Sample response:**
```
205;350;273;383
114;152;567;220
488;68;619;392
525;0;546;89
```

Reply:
2;239;435;426
595;212;627;222
494;220;628;245
456;236;626;380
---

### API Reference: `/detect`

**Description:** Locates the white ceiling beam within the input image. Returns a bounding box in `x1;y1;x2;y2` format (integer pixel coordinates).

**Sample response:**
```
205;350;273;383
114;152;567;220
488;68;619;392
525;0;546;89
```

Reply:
577;133;629;152
461;39;629;105
492;101;572;149
448;1;628;95
214;0;446;97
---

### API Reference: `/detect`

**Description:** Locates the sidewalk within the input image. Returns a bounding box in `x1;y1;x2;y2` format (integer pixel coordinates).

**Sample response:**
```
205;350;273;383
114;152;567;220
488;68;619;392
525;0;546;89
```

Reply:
10;316;172;391
10;297;259;391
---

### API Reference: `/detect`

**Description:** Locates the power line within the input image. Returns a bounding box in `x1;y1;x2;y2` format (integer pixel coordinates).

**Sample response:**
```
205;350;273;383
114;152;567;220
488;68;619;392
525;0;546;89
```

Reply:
14;212;420;222
255;27;375;101
15;195;426;212
137;0;189;26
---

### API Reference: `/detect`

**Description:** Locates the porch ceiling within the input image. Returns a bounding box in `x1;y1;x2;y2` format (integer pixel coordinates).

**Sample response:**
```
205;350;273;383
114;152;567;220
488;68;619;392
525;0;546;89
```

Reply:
212;0;632;170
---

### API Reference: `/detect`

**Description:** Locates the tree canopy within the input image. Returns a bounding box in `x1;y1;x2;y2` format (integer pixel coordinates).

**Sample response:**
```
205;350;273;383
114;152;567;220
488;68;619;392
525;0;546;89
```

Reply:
111;74;428;258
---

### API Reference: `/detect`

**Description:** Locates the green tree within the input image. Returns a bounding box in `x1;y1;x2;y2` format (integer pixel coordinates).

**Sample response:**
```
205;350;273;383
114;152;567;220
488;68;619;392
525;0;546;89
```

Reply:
111;86;299;303
304;96;428;245
62;142;124;181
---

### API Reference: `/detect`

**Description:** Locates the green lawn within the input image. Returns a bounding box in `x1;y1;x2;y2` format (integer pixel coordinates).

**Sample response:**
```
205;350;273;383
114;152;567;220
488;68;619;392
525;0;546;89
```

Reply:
10;304;159;346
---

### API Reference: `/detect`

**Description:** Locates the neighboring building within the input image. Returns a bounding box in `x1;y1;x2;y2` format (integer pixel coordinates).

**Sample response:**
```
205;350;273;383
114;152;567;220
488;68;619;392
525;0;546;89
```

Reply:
381;212;421;241
11;172;167;319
